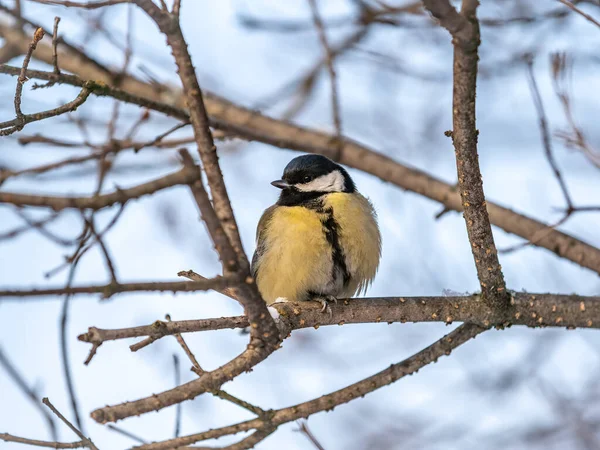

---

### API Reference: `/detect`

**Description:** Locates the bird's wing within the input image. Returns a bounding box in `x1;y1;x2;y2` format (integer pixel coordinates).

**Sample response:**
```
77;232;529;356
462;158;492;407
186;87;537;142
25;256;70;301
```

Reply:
251;205;277;279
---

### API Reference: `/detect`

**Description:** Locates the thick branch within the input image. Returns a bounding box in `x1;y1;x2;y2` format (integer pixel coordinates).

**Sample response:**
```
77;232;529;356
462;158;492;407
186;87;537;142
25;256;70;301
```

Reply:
422;0;474;45
2;26;597;276
78;293;600;349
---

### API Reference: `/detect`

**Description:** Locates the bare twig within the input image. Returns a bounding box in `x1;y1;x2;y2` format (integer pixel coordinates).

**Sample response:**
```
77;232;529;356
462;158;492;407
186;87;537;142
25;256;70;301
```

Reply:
42;398;98;450
551;52;600;169
29;0;130;8
177;269;238;300
525;55;573;209
178;150;239;273
0;433;86;448
52;16;60;73
0;66;189;122
499;56;576;254
557;0;600;28
296;421;326;450
132;0;280;365
307;0;342;147
166;314;267;417
1;85;92;136
133;1;251;273
173;354;182;438
0;276;239;299
13;27;45;127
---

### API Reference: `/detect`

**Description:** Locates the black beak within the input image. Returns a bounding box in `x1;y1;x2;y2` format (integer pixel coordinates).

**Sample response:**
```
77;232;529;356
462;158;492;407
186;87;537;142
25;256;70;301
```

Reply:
271;180;291;189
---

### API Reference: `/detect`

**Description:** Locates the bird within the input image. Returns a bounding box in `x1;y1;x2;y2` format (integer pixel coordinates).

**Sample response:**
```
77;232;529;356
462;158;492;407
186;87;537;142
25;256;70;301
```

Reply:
251;154;381;313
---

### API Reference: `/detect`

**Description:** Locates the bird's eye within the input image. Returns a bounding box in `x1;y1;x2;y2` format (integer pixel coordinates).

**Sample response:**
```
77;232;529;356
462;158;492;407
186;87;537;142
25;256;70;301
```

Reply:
303;175;311;182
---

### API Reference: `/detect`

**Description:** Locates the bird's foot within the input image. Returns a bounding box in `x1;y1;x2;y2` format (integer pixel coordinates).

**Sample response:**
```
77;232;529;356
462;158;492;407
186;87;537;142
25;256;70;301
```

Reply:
310;295;337;317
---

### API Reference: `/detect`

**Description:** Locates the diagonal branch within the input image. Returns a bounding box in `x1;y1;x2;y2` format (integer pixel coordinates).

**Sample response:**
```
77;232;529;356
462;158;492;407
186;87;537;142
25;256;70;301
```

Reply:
89;342;276;424
129;323;484;450
132;0;249;273
1;25;597;276
42;398;98;450
178;150;239;273
131;0;279;354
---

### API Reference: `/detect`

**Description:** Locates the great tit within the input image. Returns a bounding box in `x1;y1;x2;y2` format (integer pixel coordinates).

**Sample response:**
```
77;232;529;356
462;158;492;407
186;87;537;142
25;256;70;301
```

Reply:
251;154;381;312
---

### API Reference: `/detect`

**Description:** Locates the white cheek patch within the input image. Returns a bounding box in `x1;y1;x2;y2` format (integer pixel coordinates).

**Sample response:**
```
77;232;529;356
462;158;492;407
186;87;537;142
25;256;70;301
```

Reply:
296;170;345;192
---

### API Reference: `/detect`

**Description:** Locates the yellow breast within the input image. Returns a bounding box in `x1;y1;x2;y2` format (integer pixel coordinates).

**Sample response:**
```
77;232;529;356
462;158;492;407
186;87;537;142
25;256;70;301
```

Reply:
255;206;333;303
254;193;381;303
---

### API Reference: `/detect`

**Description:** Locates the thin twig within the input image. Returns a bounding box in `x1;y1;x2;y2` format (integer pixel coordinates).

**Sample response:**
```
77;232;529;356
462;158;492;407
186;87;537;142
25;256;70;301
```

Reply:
173;354;182;438
296;421;326;450
0;164;199;211
1;85;92;136
0;276;239;299
166;314;267;417
52;17;60;73
106;425;146;444
307;0;343;150
42;398;98;450
525;55;573;209
13;27;45;126
76;293;600;350
0;433;86;448
557;0;600;28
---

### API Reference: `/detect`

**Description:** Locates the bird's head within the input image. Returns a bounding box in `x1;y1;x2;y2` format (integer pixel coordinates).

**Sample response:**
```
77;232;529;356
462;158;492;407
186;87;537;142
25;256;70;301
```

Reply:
271;154;355;202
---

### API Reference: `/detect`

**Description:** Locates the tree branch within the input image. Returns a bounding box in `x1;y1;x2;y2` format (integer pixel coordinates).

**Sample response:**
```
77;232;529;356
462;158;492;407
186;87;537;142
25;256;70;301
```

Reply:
178;149;239;273
2;22;597;275
0;433;86;448
77;293;600;352
0;165;198;211
129;323;484;450
132;0;279;359
0;276;239;300
423;0;508;311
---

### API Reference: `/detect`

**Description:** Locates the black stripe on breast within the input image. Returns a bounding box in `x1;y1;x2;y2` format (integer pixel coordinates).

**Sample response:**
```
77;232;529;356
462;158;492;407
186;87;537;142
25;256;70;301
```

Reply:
319;206;351;288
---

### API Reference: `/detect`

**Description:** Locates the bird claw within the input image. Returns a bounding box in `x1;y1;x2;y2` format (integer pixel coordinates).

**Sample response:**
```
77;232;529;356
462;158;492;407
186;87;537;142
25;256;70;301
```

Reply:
313;295;337;317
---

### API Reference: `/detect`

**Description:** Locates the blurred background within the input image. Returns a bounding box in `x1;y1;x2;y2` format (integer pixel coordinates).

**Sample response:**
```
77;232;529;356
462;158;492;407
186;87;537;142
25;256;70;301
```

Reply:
1;1;600;449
